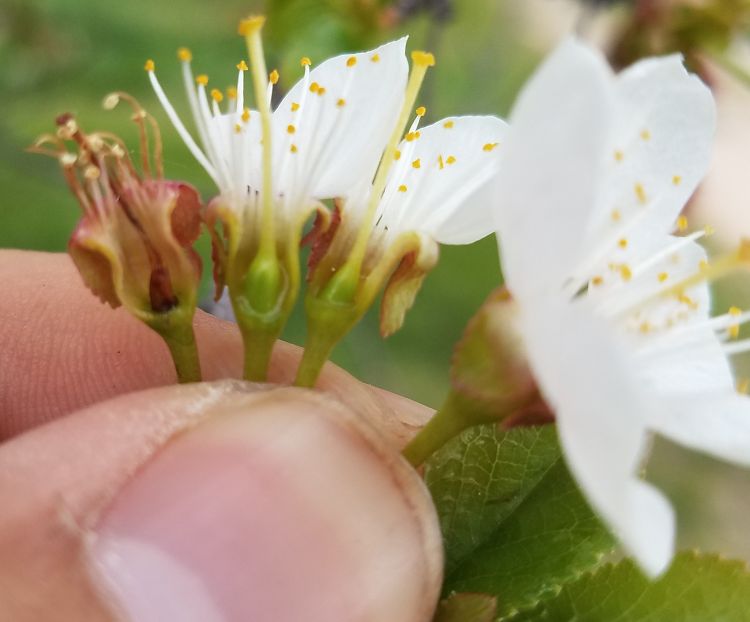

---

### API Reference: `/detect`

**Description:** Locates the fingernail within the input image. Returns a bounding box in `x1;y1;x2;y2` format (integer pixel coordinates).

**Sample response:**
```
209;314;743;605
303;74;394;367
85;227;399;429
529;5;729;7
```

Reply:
88;389;443;622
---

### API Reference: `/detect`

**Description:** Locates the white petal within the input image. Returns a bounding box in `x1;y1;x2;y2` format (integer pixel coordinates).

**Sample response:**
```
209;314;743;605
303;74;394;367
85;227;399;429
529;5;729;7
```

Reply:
494;38;614;302
376;115;508;244
582;55;716;275
651;393;750;466
272;38;408;207
521;297;673;576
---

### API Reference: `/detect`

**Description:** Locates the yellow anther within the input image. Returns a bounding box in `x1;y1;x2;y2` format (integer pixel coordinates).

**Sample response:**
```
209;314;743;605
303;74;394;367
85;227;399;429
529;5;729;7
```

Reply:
411;50;436;67
398;184;407;192
634;182;647;205
290;144;298;153
412;158;421;169
394;150;401;161
639;321;652;334
300;56;312;67
640;129;651;141
704;224;715;236
291;102;300;112
309;82;320;93
416;106;426;117
672;175;682;186
226;86;238;100
405;131;421;142
196;74;209;86
620;265;632;281
611;209;621;222
618;238;628;249
371;53;380;62
591;275;604;286
677;215;688;232
614;150;624;162
738;378;750;394
236;60;249;71
317;86;326;96
269;69;279;84
446;155;456;165
483;142;499;152
287;124;296;134
443;120;454;129
346;56;357;67
658;272;669;283
144;59;155;72
677;293;698;310
438;155;445;169
730;306;742;316
241;108;251;122
238;15;265;36
234;123;242;133
337;98;346;107
210;88;223;103
730;325;741;339
177;47;192;62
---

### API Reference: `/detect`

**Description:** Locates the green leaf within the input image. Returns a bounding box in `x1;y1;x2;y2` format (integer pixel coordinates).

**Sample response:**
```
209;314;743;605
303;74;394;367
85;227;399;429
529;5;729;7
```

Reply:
434;593;497;622
506;552;750;622
425;424;614;619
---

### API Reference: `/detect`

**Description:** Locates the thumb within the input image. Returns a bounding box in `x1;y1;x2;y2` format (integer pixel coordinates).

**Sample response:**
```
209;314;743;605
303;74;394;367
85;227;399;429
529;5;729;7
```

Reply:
0;381;443;622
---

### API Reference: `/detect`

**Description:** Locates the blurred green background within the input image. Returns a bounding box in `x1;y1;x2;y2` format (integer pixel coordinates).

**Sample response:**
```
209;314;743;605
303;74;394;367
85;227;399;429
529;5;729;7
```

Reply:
2;0;749;562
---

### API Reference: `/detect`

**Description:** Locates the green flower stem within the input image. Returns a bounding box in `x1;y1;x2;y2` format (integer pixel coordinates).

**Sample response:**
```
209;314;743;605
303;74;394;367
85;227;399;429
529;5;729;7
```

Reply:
239;322;278;382
402;391;500;467
146;309;201;383
295;295;359;388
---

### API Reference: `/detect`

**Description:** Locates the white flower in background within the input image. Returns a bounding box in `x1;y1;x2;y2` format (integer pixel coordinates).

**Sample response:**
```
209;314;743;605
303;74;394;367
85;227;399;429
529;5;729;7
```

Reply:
495;39;750;576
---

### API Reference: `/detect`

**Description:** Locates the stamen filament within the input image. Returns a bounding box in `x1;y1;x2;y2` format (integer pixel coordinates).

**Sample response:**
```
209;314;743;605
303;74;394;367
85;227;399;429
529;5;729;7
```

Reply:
146;67;219;184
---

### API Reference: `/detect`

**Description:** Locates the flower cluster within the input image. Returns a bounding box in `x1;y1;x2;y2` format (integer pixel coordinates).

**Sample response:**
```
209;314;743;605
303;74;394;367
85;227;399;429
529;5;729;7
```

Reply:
39;15;750;582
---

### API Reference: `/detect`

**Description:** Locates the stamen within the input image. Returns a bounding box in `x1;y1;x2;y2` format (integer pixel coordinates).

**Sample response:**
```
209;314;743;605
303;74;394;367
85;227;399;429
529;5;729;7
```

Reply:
611;208;621;222
269;69;279;84
337;98;346;107
738;379;749;394
446;155;456;165
178;47;192;62
634;183;647;205
287;124;296;134
416;106;426;117
640;129;651;141
211;89;223;103
144;59;155;72
196;74;209;86
672;175;682;186
346;56;357;67
618;238;628;249
226;86;237;100
145;65;218;183
237;60;249;71
614;150;624;162
371;53;380;62
291;102;300;111
300;57;312;67
443;120;454;129
677;215;688;232
398;185;407;192
483;142;499;152
412;159;421;169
